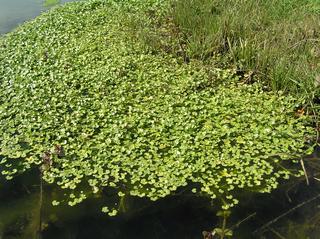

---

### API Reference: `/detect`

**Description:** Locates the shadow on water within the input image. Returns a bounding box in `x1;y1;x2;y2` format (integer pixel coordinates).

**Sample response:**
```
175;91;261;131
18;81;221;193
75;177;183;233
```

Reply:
0;171;217;239
0;148;320;239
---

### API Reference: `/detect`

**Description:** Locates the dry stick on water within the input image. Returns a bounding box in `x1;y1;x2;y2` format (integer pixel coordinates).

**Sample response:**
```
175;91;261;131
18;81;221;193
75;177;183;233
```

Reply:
267;226;286;239
314;177;320;182
253;193;320;235
230;212;256;230
22;184;31;195
38;151;52;239
300;158;310;185
37;167;43;239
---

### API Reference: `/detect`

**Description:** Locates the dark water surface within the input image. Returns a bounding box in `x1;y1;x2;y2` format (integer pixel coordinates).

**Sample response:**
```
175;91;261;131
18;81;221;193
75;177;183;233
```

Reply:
1;168;320;239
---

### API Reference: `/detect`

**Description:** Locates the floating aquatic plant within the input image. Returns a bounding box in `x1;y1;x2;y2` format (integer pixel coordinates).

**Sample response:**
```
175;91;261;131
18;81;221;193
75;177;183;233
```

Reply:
0;0;315;214
43;0;61;7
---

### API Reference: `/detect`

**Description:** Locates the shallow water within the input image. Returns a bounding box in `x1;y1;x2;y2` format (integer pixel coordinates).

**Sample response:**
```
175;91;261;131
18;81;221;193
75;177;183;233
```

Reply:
0;0;77;35
1;169;320;239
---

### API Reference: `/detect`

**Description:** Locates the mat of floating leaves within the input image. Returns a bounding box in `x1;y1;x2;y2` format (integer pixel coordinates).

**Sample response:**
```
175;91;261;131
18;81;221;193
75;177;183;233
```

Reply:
0;0;314;215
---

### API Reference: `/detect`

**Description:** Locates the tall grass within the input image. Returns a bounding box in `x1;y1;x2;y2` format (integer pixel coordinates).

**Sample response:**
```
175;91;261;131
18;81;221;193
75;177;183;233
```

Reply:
170;0;320;97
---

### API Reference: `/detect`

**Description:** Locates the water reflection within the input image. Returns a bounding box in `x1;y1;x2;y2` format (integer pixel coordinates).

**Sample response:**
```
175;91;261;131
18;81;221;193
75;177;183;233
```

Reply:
1;163;320;239
0;0;77;35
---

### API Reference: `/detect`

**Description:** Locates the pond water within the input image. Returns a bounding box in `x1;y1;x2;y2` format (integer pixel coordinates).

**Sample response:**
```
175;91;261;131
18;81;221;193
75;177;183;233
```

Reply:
0;0;77;35
1;164;320;239
1;1;320;238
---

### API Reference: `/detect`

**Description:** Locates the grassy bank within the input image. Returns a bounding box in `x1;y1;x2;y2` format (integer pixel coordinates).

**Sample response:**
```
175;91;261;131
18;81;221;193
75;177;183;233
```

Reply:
152;0;320;100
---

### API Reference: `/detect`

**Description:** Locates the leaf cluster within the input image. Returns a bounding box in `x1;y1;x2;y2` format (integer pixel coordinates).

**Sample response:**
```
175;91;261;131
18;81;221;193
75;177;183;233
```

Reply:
0;0;315;213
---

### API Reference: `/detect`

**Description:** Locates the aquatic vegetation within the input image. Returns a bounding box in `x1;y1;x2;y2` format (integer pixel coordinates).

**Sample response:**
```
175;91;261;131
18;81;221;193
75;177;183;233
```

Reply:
43;0;61;7
0;0;315;215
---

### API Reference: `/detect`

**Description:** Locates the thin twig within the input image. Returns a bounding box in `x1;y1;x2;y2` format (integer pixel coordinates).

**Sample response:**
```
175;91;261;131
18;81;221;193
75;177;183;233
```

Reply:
300;158;309;185
284;184;296;203
38;171;43;239
23;184;31;194
314;177;320;182
268;226;286;239
230;212;256;230
253;193;320;234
